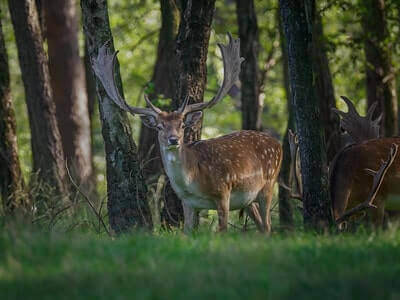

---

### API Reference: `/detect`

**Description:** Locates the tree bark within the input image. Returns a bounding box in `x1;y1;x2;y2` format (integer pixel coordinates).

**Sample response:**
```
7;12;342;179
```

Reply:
235;0;262;131
0;11;26;214
138;0;179;179
161;0;216;227
361;0;398;137
313;10;340;162
8;0;68;198
173;0;215;139
280;0;333;230
81;0;152;233
278;13;294;229
43;0;94;195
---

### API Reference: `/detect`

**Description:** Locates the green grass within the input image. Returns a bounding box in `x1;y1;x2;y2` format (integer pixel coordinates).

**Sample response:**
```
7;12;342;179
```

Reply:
0;228;400;300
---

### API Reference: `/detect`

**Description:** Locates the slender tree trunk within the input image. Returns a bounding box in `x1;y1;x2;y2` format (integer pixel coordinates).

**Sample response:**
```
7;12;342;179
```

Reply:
161;0;216;227
313;10;340;161
235;0;262;131
280;0;332;230
0;11;26;214
81;0;152;233
361;0;397;137
138;0;179;179
278;13;294;229
43;0;94;194
8;0;68;198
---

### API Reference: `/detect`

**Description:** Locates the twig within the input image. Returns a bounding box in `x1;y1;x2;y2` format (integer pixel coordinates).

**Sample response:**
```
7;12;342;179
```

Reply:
66;162;111;237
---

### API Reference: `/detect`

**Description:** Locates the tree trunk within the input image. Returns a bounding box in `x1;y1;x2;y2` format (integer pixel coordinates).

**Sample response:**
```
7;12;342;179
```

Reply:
280;0;332;230
138;0;179;179
81;0;152;233
8;0;68;199
313;10;340;162
43;0;94;195
0;12;26;214
278;13;294;229
235;0;262;131
361;0;398;137
173;0;215;138
161;0;216;227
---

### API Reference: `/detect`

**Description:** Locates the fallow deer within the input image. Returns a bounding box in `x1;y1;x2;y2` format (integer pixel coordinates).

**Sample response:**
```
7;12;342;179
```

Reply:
91;34;282;233
287;96;399;227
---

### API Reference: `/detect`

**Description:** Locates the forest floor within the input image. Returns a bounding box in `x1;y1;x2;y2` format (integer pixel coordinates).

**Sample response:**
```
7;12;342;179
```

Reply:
1;227;400;300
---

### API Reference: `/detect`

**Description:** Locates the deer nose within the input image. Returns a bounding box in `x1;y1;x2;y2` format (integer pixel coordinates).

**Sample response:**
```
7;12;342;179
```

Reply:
168;136;179;146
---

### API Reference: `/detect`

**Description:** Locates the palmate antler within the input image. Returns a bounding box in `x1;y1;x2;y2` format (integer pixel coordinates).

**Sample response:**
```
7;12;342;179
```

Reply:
336;143;398;224
332;96;382;143
92;34;244;118
179;33;245;114
91;41;160;117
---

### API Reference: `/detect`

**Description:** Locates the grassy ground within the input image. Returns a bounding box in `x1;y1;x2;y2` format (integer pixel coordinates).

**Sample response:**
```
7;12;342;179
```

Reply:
0;227;400;300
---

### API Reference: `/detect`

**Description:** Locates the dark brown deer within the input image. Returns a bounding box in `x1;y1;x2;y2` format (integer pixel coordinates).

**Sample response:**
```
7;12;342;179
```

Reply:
288;96;399;227
91;34;282;233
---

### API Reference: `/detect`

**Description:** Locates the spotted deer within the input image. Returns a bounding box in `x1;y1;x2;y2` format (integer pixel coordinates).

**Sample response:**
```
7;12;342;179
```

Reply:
92;34;282;233
288;96;400;227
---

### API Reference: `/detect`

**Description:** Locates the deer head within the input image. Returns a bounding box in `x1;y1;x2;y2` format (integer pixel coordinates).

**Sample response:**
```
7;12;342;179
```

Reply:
91;33;244;150
332;96;382;144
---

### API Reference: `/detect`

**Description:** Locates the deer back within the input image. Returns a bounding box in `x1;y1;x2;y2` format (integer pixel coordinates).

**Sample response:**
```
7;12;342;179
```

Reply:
330;137;400;220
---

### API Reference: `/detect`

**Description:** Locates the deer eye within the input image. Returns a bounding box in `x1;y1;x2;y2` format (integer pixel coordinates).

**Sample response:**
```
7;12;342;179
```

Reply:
157;123;164;130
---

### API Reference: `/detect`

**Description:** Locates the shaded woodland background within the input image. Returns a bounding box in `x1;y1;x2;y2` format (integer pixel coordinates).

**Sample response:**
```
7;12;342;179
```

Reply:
1;0;400;233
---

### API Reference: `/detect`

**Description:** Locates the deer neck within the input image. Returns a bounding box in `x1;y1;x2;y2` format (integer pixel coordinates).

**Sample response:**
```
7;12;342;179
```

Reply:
159;142;197;189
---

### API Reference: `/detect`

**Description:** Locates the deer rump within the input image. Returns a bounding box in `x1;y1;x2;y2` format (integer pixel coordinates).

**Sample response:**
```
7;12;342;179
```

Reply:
330;137;400;224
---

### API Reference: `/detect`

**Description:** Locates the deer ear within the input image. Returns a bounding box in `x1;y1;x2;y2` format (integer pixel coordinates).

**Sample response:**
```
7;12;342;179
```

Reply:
140;115;158;129
184;111;203;127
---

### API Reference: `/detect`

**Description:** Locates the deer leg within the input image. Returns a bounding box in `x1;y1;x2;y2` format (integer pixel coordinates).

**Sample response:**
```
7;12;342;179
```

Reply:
257;185;273;234
182;202;199;234
245;202;263;231
216;195;230;232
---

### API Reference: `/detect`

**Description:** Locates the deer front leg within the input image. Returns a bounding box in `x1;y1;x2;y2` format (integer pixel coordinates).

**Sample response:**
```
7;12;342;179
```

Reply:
182;202;199;234
216;194;230;232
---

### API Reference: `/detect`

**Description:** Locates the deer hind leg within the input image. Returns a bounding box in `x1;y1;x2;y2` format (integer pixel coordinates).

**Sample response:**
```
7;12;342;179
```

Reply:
216;194;230;232
257;185;273;234
182;202;199;234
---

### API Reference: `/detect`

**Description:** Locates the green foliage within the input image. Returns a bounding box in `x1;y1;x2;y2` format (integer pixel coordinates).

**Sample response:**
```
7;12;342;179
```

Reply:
1;228;400;299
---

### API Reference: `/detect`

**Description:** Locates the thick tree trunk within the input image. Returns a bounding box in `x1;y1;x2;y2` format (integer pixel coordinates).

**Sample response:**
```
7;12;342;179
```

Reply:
0;12;26;214
173;0;215;138
361;0;398;137
278;15;294;229
280;0;332;230
8;0;68;198
81;0;152;233
235;0;262;131
43;0;94;194
161;0;215;227
313;11;340;162
138;0;179;179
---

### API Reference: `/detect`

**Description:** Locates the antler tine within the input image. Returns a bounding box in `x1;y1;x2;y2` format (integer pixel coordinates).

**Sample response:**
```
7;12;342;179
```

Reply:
340;96;360;117
178;95;190;113
366;101;378;120
91;42;158;117
144;94;162;114
184;32;244;113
